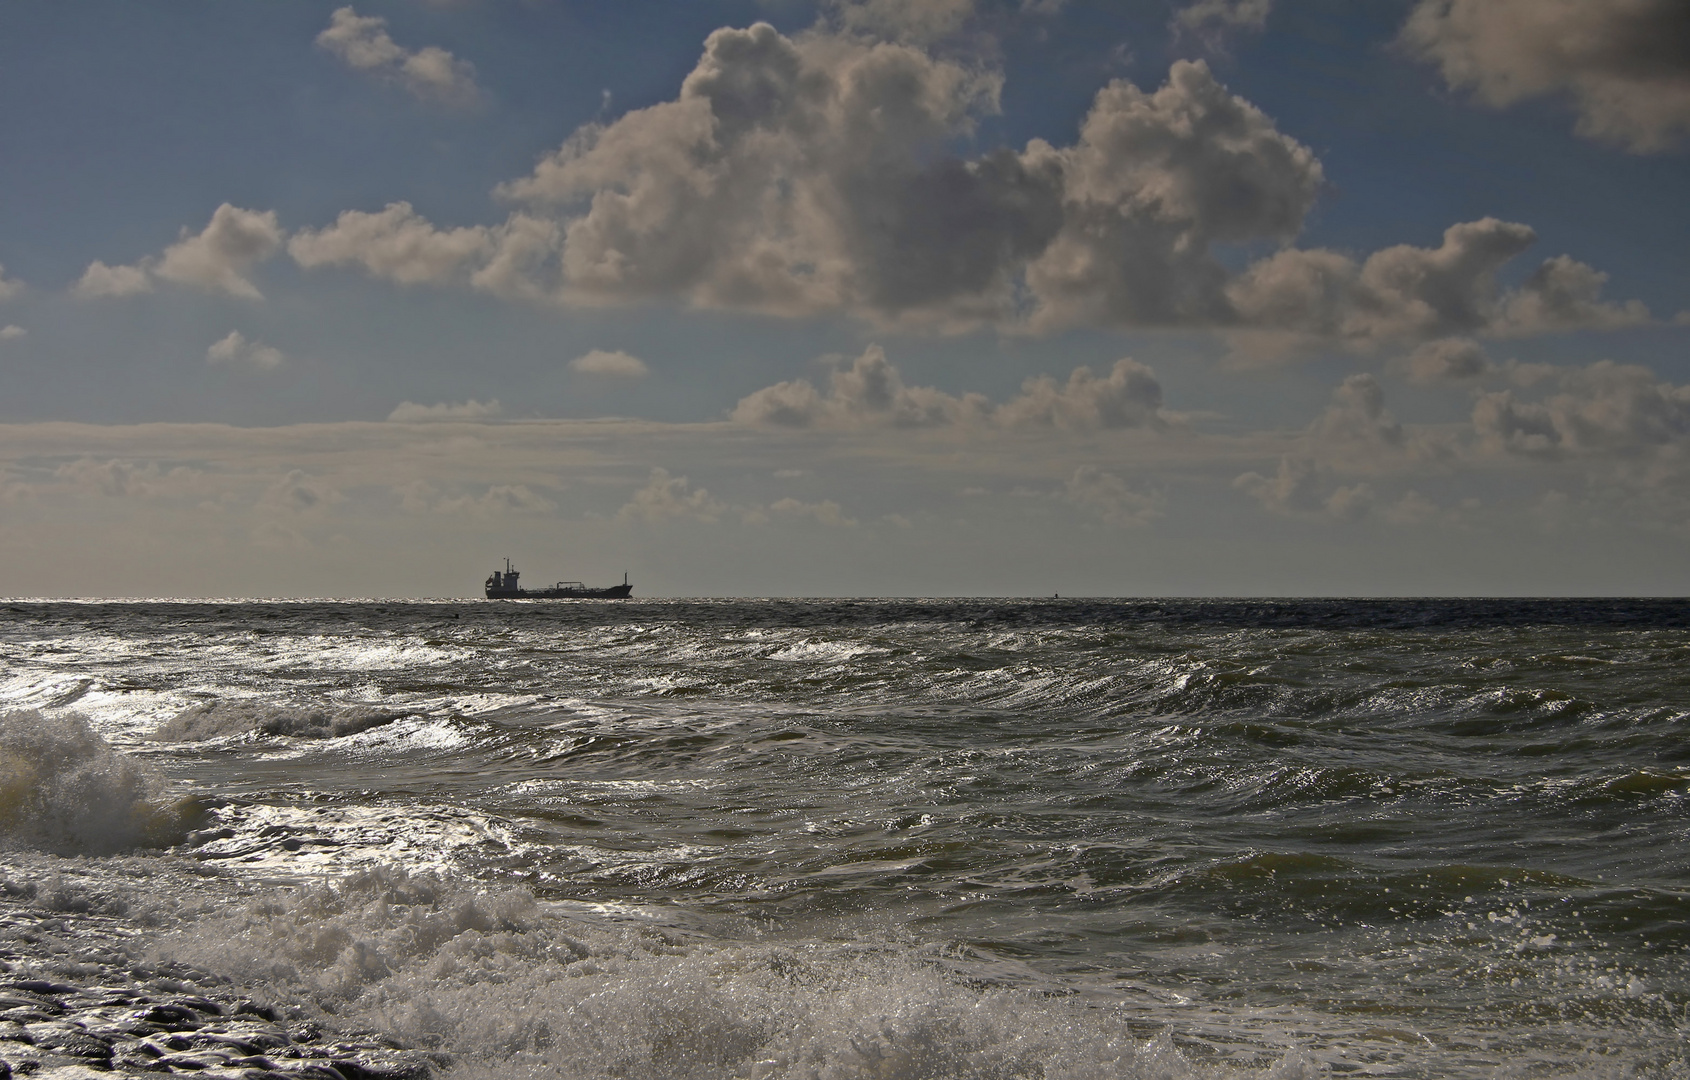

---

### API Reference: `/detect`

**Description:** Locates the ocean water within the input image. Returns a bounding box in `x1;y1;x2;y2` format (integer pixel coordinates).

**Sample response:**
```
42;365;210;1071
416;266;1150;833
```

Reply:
1;597;1688;1078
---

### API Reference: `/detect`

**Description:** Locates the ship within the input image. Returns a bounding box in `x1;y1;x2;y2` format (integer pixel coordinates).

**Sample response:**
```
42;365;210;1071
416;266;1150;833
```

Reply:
484;558;633;599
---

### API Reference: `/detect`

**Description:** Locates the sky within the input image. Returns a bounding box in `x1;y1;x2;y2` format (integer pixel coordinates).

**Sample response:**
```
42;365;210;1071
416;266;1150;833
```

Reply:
0;0;1687;598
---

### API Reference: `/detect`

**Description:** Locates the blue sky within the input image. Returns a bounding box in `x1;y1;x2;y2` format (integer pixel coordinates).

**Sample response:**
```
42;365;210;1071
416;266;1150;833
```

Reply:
0;0;1686;597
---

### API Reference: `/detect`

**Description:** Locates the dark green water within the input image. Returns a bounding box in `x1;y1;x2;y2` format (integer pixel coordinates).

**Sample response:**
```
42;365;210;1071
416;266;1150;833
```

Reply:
2;599;1687;1077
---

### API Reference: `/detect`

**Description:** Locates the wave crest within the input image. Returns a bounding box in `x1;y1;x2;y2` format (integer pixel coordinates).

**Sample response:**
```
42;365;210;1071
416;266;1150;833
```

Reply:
154;700;409;742
0;710;200;854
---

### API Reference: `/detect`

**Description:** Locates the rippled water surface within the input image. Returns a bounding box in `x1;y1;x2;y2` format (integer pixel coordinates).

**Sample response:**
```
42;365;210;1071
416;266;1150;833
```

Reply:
2;598;1688;1078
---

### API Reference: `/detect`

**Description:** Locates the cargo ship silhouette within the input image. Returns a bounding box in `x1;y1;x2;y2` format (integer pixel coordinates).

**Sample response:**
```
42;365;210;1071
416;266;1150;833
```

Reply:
484;558;632;599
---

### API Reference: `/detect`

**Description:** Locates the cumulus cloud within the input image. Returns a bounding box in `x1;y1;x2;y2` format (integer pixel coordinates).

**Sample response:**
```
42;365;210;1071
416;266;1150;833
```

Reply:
732;345;1167;431
206;331;285;370
386;398;502;422
995;358;1165;430
1225;218;1650;354
481;20;1323;331
75;260;153;299
616;467;725;524
1399;337;1491;384
288;17;1641;353
1401;0;1690;152
570;349;649;378
156;205;283;298
289;202;492;286
78;205;283;300
0;325;24;341
1234;375;1435;518
316;6;481;106
0;264;23;301
1472;360;1690;458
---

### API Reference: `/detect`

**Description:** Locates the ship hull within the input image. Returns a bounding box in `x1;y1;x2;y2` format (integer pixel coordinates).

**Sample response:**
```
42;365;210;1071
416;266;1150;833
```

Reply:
485;583;633;599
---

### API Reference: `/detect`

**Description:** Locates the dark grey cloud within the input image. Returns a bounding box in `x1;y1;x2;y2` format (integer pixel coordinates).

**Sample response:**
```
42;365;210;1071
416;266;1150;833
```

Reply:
1402;0;1690;152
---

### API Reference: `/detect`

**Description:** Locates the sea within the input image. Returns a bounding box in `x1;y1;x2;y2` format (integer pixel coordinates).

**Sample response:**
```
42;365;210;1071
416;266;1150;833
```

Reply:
1;597;1687;1079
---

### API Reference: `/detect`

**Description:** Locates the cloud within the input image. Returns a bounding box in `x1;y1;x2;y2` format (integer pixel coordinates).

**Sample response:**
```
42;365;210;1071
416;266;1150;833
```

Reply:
616;467;725;523
156;205;284;298
75;260;153;299
1224;218;1650;354
1472;360;1690;458
824;0;978;43
78;204;283;300
0;264;22;301
1399;337;1491;383
206;331;285;370
289;202;492;285
570;349;649;378
0;325;24;341
1062;465;1163;526
316;6;481;106
1401;0;1690;152
995;358;1165;430
1172;0;1271;48
485;21;1322;332
290;18;1640;353
399;480;554;516
1234;375;1434;518
732;345;1168;431
386;398;502;422
1493;255;1650;334
757;496;857;527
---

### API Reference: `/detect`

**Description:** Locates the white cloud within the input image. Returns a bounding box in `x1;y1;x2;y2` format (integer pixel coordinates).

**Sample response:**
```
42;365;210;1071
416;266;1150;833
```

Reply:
0;263;23;301
1472;360;1690;458
1401;0;1690;152
206;331;285;370
616;467;725;524
289;202;492;286
484;22;1323;332
732;345;1168;431
79;204;283;300
386;399;503;422
285;17;1645;354
156;204;284;298
316;6;481;106
570;349;649;378
75;260;153;299
0;325;24;341
1224;218;1650;355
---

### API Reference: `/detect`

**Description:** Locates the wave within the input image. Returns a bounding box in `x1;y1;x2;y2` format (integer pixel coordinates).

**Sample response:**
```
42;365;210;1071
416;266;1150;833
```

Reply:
146;866;1321;1080
153;700;411;742
0;710;201;854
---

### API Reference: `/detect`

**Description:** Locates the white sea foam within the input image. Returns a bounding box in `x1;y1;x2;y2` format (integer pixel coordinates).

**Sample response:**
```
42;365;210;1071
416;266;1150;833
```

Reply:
145;866;1319;1080
0;710;198;855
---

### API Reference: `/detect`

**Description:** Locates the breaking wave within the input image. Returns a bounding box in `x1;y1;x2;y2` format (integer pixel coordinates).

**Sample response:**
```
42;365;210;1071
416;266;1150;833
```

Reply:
150;866;1311;1080
0;710;200;854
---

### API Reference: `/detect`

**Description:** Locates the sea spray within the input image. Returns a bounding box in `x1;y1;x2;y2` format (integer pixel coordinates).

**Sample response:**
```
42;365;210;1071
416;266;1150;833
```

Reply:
0;710;200;854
